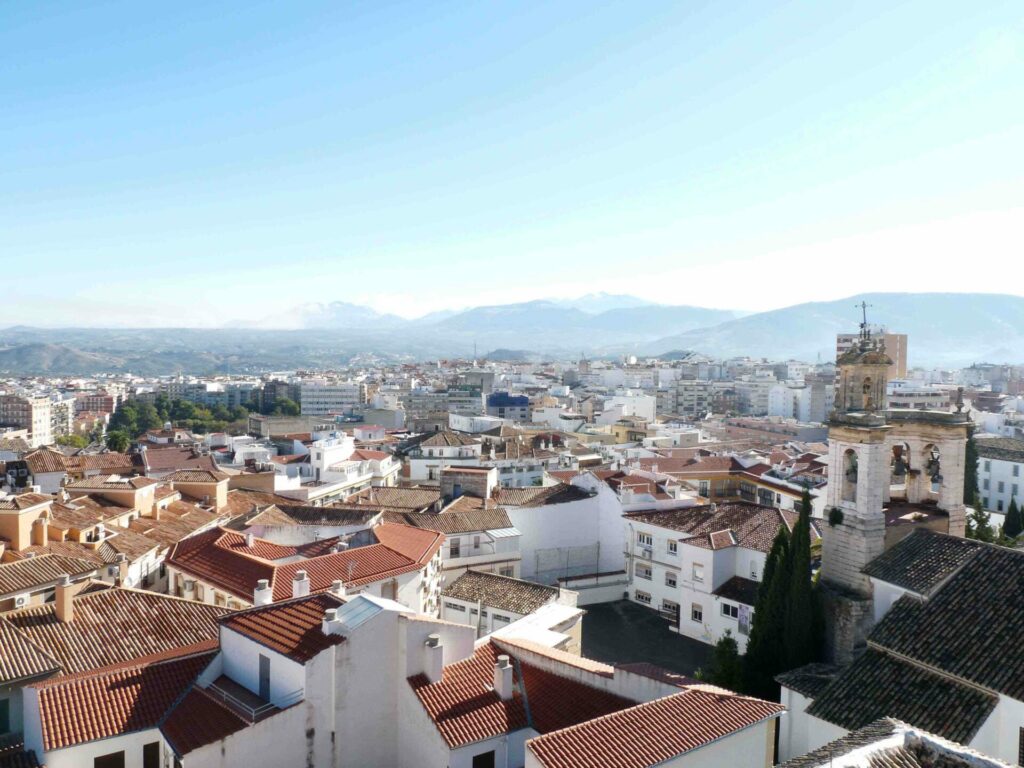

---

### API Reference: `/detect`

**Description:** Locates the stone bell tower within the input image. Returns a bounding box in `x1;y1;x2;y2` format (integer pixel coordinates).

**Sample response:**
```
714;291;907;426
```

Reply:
820;307;893;662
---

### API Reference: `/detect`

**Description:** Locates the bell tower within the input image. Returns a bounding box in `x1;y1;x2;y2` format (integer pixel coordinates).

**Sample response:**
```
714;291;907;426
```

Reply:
820;305;893;662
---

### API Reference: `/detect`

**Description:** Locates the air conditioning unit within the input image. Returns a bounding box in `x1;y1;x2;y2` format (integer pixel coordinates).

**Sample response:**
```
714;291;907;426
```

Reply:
641;547;653;560
14;594;28;608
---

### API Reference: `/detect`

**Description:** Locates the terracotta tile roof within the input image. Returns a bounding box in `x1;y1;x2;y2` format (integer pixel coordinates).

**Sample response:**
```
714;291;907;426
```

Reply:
2;587;227;676
526;688;784;768
442;570;557;615
163;469;230;483
385;507;512;535
350;449;390;461
22;448;67;475
219;593;345;663
260;503;382;528
128;502;222;548
437;494;494;514
409;642;631;748
0;554;97;598
168;522;442;602
0;494;52;511
65;474;158;490
138;447;219;474
0;739;41;768
62;452;135;473
0;620;60;684
614;662;699;688
775;663;842;699
348;486;441;510
161;686;248;756
31;651;214;751
494;484;592;507
625;503;815;554
418;431;480;448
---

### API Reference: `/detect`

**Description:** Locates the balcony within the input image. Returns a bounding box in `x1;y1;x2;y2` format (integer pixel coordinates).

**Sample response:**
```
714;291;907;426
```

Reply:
205;676;302;723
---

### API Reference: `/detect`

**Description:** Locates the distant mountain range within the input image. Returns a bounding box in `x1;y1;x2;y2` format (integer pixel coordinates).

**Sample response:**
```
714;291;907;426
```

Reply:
0;292;1020;374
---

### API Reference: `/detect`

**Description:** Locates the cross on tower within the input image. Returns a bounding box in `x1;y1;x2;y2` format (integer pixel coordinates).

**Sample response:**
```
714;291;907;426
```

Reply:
857;301;873;343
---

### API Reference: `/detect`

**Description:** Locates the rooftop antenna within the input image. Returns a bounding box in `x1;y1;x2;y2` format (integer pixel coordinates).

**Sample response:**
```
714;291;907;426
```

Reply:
856;301;873;347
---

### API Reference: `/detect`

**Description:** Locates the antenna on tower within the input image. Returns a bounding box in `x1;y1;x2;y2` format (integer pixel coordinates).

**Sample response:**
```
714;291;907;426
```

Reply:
856;301;873;346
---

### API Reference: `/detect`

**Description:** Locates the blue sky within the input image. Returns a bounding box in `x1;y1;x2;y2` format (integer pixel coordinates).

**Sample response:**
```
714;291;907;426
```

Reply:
2;1;1022;327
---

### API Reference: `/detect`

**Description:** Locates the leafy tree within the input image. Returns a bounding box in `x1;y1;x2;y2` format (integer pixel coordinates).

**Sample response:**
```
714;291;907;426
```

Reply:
230;405;249;422
135;401;163;434
108;402;139;437
966;494;996;543
784;490;816;669
963;428;979;505
272;397;300;417
1004;497;1023;540
743;526;790;699
154;394;172;422
105;430;130;452
56;433;88;449
170;399;198;421
704;631;743;691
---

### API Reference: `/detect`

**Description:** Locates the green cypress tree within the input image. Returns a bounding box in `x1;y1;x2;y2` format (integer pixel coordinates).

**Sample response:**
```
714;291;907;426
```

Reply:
743;526;790;699
784;490;815;668
967;494;995;543
963;428;979;505
1004;497;1023;540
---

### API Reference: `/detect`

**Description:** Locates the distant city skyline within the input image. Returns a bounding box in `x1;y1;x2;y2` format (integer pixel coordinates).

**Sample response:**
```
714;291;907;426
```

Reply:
3;1;1023;326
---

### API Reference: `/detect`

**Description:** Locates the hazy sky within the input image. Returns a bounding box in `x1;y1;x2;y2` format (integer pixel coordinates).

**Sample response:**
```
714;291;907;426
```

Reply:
3;1;1023;327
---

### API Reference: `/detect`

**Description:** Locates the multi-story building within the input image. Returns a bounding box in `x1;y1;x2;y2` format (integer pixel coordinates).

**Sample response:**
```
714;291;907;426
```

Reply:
485;391;530;421
975;437;1023;518
0;394;52;447
446;384;485;416
299;380;367;416
837;330;907;380
48;395;75;440
623;503;818;651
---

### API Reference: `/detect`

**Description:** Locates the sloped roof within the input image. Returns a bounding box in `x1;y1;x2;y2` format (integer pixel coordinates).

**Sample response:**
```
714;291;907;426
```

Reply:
31;651;215;751
409;642;633;748
625;503;812;554
806;649;996;744
862;529;984;595
0;554;97;598
1;587;227;676
0;620;60;684
526;688;783;768
160;686;248;756
219;593;345;663
442;570;557;615
384;507;513;535
494;484;592;507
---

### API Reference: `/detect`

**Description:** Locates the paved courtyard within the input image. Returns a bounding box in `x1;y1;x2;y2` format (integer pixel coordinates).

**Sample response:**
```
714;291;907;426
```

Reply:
581;600;713;677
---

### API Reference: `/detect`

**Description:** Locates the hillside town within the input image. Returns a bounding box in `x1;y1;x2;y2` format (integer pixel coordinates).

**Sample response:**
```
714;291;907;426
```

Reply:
0;318;1017;767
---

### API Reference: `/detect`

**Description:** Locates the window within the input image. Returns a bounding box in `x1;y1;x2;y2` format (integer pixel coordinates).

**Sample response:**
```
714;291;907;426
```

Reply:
750;562;758;580
983;479;990;490
667;540;678;556
692;563;704;583
637;532;653;546
662;600;679;617
0;698;8;734
493;614;511;625
449;539;461;558
998;500;1004;512
1014;484;1020;497
499;567;515;577
634;564;652;580
691;603;703;623
984;460;991;472
635;590;652;605
444;601;466;612
94;752;125;768
473;535;481;549
143;742;160;768
999;481;1005;493
699;480;710;497
721;603;739;619
472;750;496;768
665;572;677;588
1014;465;1020;477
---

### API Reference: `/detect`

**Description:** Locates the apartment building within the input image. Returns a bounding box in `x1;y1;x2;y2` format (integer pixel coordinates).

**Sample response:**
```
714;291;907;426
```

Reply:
976;437;1023;517
299;380;367;416
0;394;52;447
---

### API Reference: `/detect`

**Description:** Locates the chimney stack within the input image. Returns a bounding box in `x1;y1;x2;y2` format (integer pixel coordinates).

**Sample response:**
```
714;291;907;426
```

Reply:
32;518;48;547
253;578;273;606
331;579;346;598
322;607;339;635
493;654;514;700
115;553;129;585
292;570;310;599
245;533;255;549
423;634;444;683
55;574;75;623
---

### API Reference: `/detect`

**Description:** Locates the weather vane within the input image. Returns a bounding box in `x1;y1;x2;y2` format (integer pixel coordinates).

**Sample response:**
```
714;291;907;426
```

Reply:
856;301;872;342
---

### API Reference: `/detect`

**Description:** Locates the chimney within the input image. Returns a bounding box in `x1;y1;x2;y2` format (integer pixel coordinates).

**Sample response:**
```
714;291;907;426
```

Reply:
32;518;48;547
292;570;310;599
493;654;514;700
423;634;444;683
253;578;273;606
55;574;74;623
331;579;346;597
115;553;129;585
245;532;255;549
322;607;339;635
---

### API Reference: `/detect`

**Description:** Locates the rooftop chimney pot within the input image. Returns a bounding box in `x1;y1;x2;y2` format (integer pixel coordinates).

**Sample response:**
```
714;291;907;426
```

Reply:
423;634;444;683
292;570;310;599
55;574;75;623
254;578;273;606
493;654;514;700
